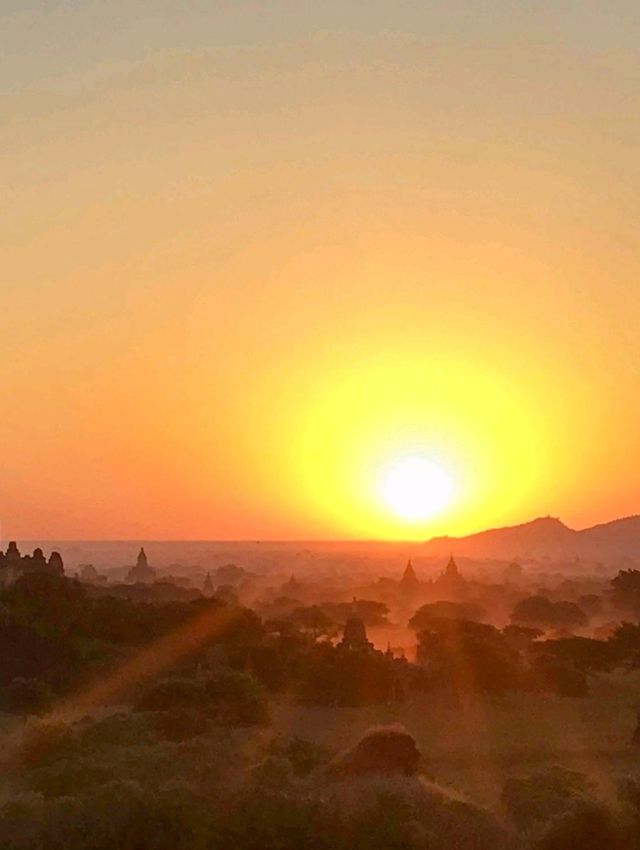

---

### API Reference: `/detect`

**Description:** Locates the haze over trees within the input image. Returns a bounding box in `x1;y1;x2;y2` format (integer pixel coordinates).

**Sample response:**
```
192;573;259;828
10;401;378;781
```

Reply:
1;534;640;848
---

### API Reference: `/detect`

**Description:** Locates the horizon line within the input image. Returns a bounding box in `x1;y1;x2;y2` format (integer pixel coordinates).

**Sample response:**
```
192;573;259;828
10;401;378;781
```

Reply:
5;511;640;546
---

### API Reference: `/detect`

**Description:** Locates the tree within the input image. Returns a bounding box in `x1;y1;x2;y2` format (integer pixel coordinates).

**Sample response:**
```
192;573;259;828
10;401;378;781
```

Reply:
332;725;421;777
501;624;543;651
511;596;587;631
416;619;521;693
296;643;396;707
134;677;202;712
511;595;556;628
409;601;486;631
2;572;86;638
532;636;614;673
612;570;640;615
530;654;589;697
289;606;336;640
608;622;640;667
552;601;588;630
333;600;390;627
202;669;269;726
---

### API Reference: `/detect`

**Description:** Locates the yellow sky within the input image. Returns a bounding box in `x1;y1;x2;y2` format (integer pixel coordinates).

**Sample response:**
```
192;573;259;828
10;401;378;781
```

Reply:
2;3;639;539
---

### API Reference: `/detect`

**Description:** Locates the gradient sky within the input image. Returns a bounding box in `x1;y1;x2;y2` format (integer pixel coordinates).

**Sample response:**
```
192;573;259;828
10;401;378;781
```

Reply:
2;0;639;540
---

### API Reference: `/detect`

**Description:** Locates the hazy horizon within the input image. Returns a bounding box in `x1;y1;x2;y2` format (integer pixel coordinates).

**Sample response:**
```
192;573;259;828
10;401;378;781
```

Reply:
8;508;639;545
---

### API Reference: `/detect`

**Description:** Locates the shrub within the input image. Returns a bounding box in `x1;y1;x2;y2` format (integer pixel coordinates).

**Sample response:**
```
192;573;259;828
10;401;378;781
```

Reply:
530;656;589;697
269;736;332;777
502;766;592;831
147;708;209;742
327;775;506;850
77;712;157;749
0;780;208;850
533;801;623;850
344;792;426;850
249;755;296;790
330;725;421;777
202;669;269;726
18;720;76;768
134;677;202;712
217;789;331;850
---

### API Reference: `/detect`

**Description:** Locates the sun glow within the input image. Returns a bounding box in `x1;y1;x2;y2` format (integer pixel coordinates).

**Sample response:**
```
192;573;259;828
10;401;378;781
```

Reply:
380;455;455;522
285;349;547;539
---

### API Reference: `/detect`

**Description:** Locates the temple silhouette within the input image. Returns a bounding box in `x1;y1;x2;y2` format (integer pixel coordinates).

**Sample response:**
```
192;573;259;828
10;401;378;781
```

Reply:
0;541;64;588
400;558;421;589
126;547;157;583
338;599;374;651
432;554;467;596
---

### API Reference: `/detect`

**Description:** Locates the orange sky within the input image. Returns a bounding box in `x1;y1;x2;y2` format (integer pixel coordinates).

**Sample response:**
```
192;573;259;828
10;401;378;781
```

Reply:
2;2;639;540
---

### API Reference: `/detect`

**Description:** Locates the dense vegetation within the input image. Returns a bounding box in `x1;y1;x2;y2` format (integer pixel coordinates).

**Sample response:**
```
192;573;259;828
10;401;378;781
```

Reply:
3;568;640;848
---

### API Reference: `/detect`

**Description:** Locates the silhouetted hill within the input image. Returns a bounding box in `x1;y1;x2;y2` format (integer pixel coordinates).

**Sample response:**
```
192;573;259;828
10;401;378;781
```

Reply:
420;515;640;561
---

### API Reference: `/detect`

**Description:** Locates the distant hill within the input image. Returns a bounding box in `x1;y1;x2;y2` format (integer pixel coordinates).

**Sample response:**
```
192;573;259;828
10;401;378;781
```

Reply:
420;515;640;562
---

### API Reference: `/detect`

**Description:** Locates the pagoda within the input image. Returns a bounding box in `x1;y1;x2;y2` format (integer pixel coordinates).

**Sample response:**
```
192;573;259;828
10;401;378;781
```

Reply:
126;547;156;583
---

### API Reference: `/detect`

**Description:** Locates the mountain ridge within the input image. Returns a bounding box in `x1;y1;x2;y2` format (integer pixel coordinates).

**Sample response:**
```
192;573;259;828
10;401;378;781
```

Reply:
421;514;640;560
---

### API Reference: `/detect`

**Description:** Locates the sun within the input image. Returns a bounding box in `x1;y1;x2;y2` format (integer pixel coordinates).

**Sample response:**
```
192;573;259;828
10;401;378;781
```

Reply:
380;455;454;522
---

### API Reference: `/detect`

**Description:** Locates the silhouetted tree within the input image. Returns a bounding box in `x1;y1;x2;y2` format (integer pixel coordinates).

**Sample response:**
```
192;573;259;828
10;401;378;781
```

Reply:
501;766;592;831
607;622;640;667
612;570;640;615
326;600;391;627
501;624;543;651
330;725;421;777
289;605;336;640
533;636;614;673
297;643;396;706
409;601;486;630
134;677;202;712
511;595;587;631
531;653;589;697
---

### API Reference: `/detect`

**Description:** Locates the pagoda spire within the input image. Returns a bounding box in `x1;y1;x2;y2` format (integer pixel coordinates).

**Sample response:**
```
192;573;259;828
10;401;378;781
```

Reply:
445;554;459;577
401;559;420;587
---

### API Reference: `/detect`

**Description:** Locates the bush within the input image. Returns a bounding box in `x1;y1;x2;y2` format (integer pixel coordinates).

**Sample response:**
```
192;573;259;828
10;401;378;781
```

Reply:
410;601;486;630
330;725;421;777
147;708;209;742
202;669;269;726
416;620;521;694
533;801;623;850
269;736;332;777
0;780;209;850
327;775;506;850
511;596;587;631
530;656;589;697
77;712;157;749
297;644;396;706
502;766;592;831
216;789;331;850
344;792;426;850
134;677;202;712
134;670;268;727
